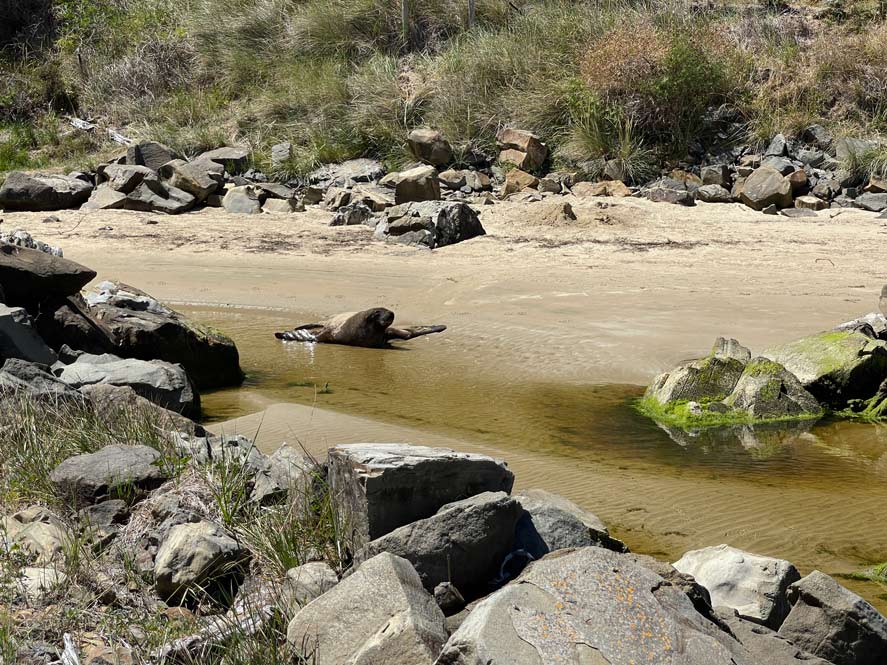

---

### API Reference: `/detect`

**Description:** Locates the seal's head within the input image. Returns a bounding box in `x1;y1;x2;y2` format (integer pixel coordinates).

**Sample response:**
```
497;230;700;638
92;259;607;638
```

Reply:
366;307;395;329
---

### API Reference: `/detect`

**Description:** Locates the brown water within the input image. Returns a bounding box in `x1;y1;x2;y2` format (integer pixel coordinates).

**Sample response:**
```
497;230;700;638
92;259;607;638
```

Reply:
184;305;887;610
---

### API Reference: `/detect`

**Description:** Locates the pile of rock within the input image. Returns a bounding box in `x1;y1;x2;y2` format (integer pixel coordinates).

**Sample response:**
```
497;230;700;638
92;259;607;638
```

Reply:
0;232;242;420
7;437;884;664
642;312;887;433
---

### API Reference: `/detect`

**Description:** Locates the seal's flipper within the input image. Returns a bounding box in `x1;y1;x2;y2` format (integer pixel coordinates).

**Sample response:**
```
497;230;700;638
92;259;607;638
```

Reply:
275;323;324;342
387;324;447;340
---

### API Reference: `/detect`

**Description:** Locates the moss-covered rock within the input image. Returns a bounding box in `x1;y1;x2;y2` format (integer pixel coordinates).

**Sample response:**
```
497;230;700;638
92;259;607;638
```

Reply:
764;330;887;408
725;357;822;420
644;337;749;406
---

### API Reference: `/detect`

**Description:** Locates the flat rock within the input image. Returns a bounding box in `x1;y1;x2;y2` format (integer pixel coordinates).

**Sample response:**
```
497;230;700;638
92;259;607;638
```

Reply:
286;552;447;665
673;544;800;628
56;352;200;417
328;443;514;548
49;444;168;504
778;570;887;665
197;146;251;173
355;492;523;598
0;243;96;307
436;546;752;664
0;171;93;211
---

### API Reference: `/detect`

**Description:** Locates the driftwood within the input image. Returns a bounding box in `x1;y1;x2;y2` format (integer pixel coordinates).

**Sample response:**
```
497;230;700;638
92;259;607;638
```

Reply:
59;633;81;665
108;128;134;146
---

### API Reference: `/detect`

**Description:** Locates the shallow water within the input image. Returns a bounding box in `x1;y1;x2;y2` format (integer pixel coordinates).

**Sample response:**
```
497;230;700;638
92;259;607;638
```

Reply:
184;305;887;609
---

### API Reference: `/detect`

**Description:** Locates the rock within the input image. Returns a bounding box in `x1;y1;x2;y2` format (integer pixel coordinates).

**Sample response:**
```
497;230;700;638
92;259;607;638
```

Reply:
250;444;314;504
701;164;732;188
2;507;69;564
262;197;303;213
98;163;157;194
778;570;887;665
764;330;887;407
501;169;538;197
154;520;247;605
161;159;224;202
740;166;793;210
717;609;833;665
723;357;823;420
408;128;453;167
286;552;447;664
835;137;878;162
803;125;833;150
82;644;134;665
308;158;386;188
0;171;93;211
625;553;721;624
77;499;130;527
794;195;828;210
812;179;838;200
80;383;205;436
283;562;339;609
513;489;626;559
55;353;200;417
0;228;62;256
643;178;695;205
197;146;251;174
254;182;295;200
761;156;797;176
270;142;292;166
796;148;827;168
50;444;168;504
673;544;800;628
765;134;788;157
644;340;748;406
126;141;178;172
0;357;83;402
82;184;128;210
779;208;818;218
434;582;466;614
570;180;631;197
439;169;467;190
374;200;486;249
222;185;264;214
697;184;734;203
355;492;523;598
853;192;887;212
123;180;195;215
16;567;68;600
0;304;57;365
392;165;441;204
436;546;750;665
328;443;514;548
85;280;243;389
496;128;548;171
866;175;887;193
787;169;808;194
330;201;374;226
0;243;96;308
323;186;351;210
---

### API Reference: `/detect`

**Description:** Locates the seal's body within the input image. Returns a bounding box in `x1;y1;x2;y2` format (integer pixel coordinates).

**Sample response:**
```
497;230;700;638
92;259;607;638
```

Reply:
275;308;445;348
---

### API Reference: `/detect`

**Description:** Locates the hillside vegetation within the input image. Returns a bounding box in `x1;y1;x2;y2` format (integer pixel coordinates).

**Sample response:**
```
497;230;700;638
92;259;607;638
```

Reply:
2;0;887;178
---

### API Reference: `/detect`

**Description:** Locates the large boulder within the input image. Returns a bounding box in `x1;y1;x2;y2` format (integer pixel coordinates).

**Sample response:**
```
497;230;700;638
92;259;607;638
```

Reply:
723;357;823;420
0;357;83;403
32;294;115;355
126;141;178;172
501;169;538;197
80;383;204;436
49;444;168;504
222;185;264;214
0;305;57;365
717;609;833;665
436;547;752;664
673;544;800;628
328;443;514;548
764;330;887;407
250;444;314;505
123;180;195;214
286;552;447;664
55;352;200;417
154;520;247;605
308;158;386;189
513;488;626;558
0;243;96;308
778;570;887;665
408;129;453;167
160;159;224;202
85;281;243;389
391;165;441;204
196;146;251;174
740;166;793;210
0;171;93;211
355;492;523;598
283;562;339;609
644;338;749;406
82;183;128;210
1;506;70;565
374;201;486;249
97;163;157;194
496;128;548;171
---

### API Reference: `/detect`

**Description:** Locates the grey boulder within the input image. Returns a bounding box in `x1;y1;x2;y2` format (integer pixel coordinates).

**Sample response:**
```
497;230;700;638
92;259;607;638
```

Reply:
197;146;251;174
49;444;168;504
392;165;442;204
355;492;523;598
723;358;822;420
408;128;453;167
0;358;83;403
673;544;800;628
80;383;204;436
250;444;314;504
436;546;751;665
282;561;339;610
126;141;178;172
0;242;96;307
853;192;887;212
328;443;514;548
123;180;195;214
513;488;626;558
740;166;793;210
55;352;200;417
0;305;57;365
697;184;734;203
717;608;833;665
286;552;447;665
161;159;224;202
222;185;264;214
778;570;887;665
0;171;93;211
97;163;157;194
375;200;486;249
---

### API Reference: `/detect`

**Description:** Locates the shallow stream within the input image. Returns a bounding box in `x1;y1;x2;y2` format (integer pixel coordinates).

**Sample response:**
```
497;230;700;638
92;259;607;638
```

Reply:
183;305;887;610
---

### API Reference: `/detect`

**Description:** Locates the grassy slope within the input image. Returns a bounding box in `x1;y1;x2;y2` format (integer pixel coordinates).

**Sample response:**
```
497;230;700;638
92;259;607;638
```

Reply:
1;0;887;179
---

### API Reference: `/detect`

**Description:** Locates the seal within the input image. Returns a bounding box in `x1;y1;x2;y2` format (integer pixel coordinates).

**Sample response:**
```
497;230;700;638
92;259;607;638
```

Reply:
275;308;446;348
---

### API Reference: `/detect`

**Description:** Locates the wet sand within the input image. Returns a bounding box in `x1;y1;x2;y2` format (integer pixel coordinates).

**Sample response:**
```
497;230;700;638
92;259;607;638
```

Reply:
5;195;887;606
